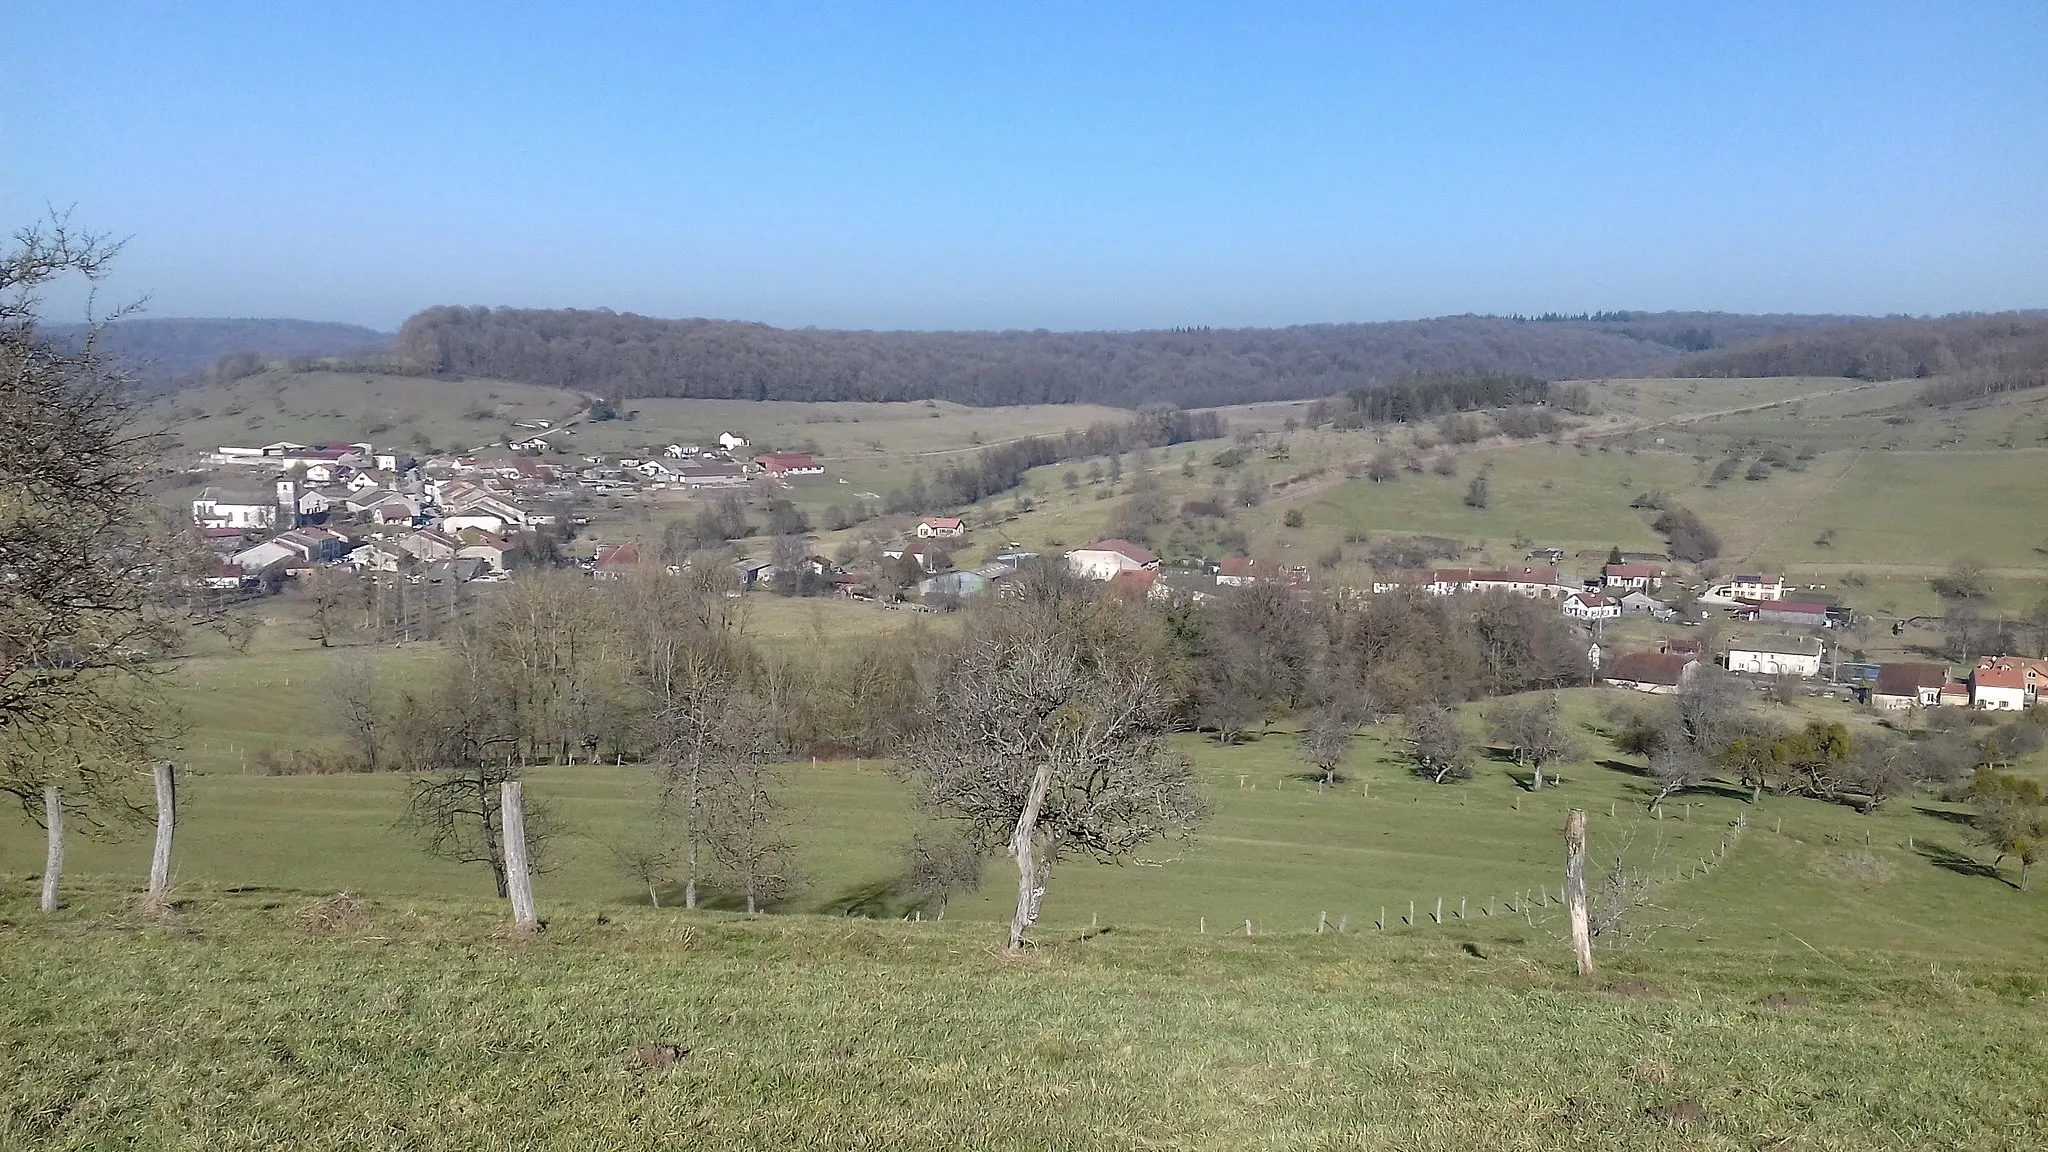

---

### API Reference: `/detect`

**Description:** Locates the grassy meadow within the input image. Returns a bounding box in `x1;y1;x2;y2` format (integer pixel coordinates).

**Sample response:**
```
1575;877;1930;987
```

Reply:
7;647;2048;1149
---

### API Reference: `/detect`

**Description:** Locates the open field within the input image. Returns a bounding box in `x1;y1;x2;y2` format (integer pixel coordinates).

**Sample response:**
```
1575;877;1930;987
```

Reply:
150;370;587;456
7;653;2048;1150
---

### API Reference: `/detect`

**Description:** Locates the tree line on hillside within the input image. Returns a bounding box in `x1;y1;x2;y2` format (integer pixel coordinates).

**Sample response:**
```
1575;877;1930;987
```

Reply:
1666;312;2048;389
386;307;1857;409
44;318;392;391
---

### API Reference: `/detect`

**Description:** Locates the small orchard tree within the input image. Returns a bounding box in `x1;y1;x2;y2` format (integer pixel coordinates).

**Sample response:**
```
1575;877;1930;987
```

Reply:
1403;706;1472;784
703;695;803;913
898;585;1208;952
898;827;990;918
1297;706;1355;789
1969;770;2045;889
1485;695;1582;790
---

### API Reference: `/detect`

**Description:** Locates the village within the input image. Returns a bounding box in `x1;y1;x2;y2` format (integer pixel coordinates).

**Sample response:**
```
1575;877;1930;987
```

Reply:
185;427;2042;719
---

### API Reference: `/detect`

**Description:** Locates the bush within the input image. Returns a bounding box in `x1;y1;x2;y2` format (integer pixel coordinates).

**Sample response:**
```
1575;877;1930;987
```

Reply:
1282;509;1306;528
1464;475;1490;509
1652;506;1722;562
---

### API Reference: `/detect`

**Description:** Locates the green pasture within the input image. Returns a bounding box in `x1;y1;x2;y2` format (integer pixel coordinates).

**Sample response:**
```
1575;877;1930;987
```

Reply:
568;396;1134;461
151;370;583;456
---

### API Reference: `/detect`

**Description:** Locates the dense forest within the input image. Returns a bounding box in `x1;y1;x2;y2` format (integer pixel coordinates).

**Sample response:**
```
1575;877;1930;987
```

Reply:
1666;312;2048;384
389;307;1854;409
46;318;391;389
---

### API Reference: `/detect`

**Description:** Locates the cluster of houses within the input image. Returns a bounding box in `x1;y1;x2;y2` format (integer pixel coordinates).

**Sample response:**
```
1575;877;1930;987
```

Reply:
190;431;828;588
192;442;560;586
1600;639;2045;712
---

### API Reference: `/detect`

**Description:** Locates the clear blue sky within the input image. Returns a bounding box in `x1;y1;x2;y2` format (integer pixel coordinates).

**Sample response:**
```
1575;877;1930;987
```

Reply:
6;2;2045;331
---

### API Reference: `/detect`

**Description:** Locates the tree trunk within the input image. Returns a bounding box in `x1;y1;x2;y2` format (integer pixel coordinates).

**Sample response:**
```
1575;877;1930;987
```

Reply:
501;780;539;932
685;761;701;909
147;762;176;906
40;786;62;913
1008;760;1057;952
648;881;661;909
1532;763;1545;791
1564;808;1594;977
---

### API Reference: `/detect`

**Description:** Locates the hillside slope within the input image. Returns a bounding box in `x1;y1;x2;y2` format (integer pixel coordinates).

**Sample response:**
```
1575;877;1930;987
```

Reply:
1667;311;2048;382
46;317;391;388
391;308;1858;408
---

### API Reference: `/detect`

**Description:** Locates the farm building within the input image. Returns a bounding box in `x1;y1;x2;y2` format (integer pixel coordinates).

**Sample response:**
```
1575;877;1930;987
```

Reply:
1067;539;1158;581
1602;652;1697;694
1602;563;1665;591
1975;656;2048;707
1739;599;1831;628
917;517;966;539
1725;634;1825;678
1870;662;1947;709
755;453;824;476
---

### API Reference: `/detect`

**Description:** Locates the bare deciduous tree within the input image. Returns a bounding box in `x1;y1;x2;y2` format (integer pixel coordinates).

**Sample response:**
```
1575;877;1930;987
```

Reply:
1403;706;1472;784
898;826;989;917
1485;694;1583;790
703;696;803;913
3;216;176;829
898;591;1208;952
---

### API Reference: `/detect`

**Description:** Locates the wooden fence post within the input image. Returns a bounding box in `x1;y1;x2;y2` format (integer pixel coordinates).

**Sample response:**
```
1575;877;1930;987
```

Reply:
1317;910;1328;934
41;786;62;913
1407;900;1414;926
1434;896;1443;924
1460;896;1467;920
146;762;176;908
501;780;539;933
1565;808;1594;977
1377;907;1385;931
1243;919;1253;937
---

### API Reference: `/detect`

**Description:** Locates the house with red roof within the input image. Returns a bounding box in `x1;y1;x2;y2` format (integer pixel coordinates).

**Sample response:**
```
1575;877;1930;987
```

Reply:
917;516;966;539
1562;591;1621;622
593;543;641;580
755;453;824;476
1972;662;2030;710
1975;656;2048;707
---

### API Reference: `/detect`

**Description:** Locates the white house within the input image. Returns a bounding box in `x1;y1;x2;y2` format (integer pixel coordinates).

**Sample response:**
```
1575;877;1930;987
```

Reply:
1617;590;1674;619
917;517;967;539
230;539;298;572
1373;566;1578;598
1725;634;1825;678
1602;563;1665;591
1703;573;1785;605
1871;662;1948;710
1972;663;2030;710
1562;591;1622;622
718;432;749;451
1066;539;1158;581
349;542;404;572
192;488;277;530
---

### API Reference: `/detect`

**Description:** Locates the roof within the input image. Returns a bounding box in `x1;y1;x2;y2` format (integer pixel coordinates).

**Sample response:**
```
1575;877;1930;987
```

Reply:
595;543;640;569
196;487;272;504
1754;600;1828;615
1728;634;1826;658
1108;569;1160;597
1569;591;1615;607
1606;652;1693;687
1604;563;1665;578
1975;665;2028;691
1732;573;1782;584
1088;539;1157;565
1977;656;2048;680
1434;566;1565;586
755;453;821;470
920;517;964;529
1941;681;1972;698
1874;662;1947;697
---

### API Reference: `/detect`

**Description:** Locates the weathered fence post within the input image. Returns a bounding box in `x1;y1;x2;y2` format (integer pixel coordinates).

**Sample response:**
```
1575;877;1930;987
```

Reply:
1199;916;1205;935
146;762;176;909
1407;899;1415;926
41;786;62;913
1377;907;1385;931
1460;896;1467;920
1337;914;1348;933
1434;896;1443;924
1317;910;1328;934
501;780;539;933
1565;808;1594;977
1243;919;1253;937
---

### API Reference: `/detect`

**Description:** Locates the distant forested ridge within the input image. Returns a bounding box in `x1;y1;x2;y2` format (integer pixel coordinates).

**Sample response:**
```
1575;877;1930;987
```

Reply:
1666;312;2048;383
46;318;391;389
391;307;1853;409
